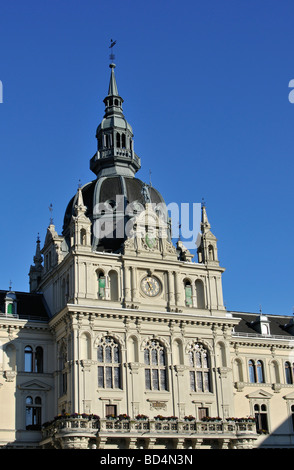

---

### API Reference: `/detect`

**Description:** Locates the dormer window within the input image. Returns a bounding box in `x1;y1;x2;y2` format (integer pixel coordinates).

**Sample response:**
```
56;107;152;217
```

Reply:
7;303;14;314
251;315;271;336
5;291;17;316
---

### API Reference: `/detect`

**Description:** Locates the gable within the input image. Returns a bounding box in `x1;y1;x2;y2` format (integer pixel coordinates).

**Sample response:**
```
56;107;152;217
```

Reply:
18;380;51;392
246;389;273;400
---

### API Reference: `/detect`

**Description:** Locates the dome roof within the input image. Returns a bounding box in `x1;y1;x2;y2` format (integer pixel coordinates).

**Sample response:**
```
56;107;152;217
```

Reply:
97;116;133;133
63;175;168;252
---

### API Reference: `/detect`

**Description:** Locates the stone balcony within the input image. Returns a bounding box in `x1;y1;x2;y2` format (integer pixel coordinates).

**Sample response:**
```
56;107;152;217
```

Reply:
40;415;258;449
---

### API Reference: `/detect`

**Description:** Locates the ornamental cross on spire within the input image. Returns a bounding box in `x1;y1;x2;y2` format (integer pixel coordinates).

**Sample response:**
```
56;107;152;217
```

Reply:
109;39;117;62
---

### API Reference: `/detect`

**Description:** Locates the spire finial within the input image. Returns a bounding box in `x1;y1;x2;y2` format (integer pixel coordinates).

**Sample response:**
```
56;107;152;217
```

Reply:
109;39;117;63
9;280;12;291
49;203;53;225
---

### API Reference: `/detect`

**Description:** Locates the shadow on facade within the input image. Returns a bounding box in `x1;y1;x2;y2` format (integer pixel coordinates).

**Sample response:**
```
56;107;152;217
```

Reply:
257;416;294;448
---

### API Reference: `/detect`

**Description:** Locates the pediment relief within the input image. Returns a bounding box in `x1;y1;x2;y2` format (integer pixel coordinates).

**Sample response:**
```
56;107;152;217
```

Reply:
18;379;51;392
246;389;273;399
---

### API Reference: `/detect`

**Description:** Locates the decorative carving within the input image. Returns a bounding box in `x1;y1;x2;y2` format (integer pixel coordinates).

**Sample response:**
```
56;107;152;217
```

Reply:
4;370;16;382
148;400;167;411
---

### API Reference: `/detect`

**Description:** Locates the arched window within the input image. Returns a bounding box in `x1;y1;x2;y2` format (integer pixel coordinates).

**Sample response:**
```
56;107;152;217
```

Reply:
256;360;265;383
184;280;192;307
291;405;294;432
122;134;126;148
97;336;121;389
195;280;205;309
25;396;42;430
248;360;256;383
97;271;106;299
25;346;33;372
248;360;265;383
80;228;86;245
7;303;14;314
25;346;43;373
189;343;211;393
285;361;293;384
109;270;118;301
35;347;43;373
144;340;167;391
208;245;214;261
116;132;121;148
254;403;269;434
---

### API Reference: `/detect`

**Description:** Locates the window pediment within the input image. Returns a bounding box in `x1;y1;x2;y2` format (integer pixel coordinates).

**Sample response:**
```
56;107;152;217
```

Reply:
283;391;294;400
18;380;51;392
246;389;273;400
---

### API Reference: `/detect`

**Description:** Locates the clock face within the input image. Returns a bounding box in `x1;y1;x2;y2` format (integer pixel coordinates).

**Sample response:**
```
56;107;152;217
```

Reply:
141;276;161;297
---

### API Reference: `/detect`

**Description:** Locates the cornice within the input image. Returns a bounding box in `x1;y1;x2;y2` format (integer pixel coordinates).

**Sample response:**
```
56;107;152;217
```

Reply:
48;303;239;331
0;317;49;331
230;335;294;349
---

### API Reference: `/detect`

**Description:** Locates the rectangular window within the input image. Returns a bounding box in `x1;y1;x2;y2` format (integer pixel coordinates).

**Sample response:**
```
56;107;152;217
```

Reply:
97;346;103;362
105;347;112;363
195;352;201;368
198;407;209;420
151;349;158;365
114;367;120;389
190;371;196;392
145;369;151;390
144;349;150;365
106;367;113;388
196;371;203;392
113;347;119;363
98;366;104;388
160;369;167;390
106;404;117;418
62;372;67;394
204;372;210;392
152;369;159;390
255;412;269;433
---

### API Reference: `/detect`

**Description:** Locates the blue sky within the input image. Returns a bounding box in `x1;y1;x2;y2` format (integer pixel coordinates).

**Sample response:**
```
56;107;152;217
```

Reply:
0;0;294;316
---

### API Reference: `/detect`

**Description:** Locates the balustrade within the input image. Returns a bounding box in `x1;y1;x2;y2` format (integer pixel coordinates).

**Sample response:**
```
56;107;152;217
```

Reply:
42;416;256;439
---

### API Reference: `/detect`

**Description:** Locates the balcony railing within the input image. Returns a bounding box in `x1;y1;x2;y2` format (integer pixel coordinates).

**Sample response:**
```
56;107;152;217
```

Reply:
41;415;257;441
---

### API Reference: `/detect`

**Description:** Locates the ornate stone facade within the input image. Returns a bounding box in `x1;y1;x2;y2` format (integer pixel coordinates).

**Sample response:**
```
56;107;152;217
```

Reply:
0;63;293;449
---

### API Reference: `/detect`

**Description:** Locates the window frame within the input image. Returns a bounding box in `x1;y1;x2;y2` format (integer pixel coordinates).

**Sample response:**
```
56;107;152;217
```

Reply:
188;342;211;393
144;339;168;392
25;395;42;431
97;336;122;390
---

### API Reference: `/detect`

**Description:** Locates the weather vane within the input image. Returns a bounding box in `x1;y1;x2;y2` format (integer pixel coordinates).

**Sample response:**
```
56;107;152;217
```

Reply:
109;39;117;62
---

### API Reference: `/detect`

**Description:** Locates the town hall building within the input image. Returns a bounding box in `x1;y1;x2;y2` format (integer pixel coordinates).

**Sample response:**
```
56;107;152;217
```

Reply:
0;61;294;449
